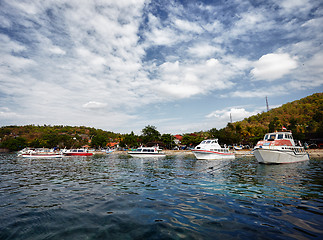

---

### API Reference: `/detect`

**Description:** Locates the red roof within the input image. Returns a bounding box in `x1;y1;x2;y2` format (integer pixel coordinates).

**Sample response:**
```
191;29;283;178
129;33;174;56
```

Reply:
106;142;119;147
174;135;183;140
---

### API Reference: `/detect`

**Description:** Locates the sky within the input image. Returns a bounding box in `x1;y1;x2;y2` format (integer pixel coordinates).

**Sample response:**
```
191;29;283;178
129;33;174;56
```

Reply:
0;0;322;134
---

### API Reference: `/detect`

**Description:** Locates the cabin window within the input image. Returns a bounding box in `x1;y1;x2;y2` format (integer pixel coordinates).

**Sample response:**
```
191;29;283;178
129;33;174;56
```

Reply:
206;141;211;144
277;134;283;139
201;141;206;144
269;134;276;140
264;135;269;140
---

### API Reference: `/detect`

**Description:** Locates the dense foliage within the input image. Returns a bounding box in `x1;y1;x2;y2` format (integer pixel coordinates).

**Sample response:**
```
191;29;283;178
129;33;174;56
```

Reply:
0;93;322;151
207;93;323;146
0;125;120;151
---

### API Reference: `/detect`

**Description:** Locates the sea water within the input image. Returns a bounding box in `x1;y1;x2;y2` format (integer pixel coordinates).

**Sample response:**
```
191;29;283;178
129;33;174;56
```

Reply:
0;153;322;240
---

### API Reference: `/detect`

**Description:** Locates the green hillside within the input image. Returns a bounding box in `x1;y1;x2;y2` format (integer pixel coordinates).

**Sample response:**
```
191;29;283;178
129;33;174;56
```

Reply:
206;93;322;145
0;125;121;151
0;93;322;151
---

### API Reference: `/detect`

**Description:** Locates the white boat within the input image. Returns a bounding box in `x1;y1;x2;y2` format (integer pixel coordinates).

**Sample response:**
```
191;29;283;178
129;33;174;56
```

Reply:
234;145;243;150
62;148;93;156
253;131;309;164
191;139;235;160
18;148;63;158
128;146;165;158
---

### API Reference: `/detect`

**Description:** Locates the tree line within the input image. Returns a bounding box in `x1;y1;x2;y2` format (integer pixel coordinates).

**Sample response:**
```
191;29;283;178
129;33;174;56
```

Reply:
0;93;322;151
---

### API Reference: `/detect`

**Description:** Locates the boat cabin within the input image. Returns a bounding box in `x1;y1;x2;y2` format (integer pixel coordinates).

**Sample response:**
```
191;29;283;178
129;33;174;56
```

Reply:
264;132;294;143
135;148;157;153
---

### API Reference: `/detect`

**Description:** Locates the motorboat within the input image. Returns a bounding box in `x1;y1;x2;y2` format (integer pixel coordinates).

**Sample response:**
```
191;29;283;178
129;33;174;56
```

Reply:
128;146;165;157
62;148;93;156
234;145;243;150
191;139;235;160
253;131;309;164
18;148;63;158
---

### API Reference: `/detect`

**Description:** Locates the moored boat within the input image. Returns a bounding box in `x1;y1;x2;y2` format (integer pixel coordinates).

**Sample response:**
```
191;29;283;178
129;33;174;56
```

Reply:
18;148;63;158
253;131;309;164
128;146;165;157
191;139;235;160
62;148;93;156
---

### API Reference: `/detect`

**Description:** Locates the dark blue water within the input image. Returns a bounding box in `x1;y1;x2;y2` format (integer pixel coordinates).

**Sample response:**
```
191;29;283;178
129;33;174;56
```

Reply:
0;153;322;240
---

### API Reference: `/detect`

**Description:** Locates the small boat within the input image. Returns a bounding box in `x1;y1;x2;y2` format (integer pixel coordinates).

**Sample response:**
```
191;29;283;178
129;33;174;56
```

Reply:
62;148;93;156
234;145;243;150
191;139;235;160
253;131;309;164
128;146;165;157
18;148;63;158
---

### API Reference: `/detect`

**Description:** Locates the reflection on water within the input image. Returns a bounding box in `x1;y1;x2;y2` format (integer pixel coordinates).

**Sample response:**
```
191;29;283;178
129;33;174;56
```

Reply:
0;153;322;240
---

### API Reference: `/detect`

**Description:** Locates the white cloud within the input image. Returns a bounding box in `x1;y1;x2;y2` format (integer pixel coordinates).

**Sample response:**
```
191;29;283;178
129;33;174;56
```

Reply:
206;107;259;122
251;53;298;81
174;19;203;33
82;101;107;109
279;0;312;14
154;58;237;99
0;0;321;134
187;44;223;58
0;107;20;119
49;46;66;55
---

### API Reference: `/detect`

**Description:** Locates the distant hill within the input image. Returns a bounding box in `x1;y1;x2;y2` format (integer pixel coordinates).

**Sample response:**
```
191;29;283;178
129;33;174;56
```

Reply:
208;93;322;145
0;125;121;151
0;93;322;150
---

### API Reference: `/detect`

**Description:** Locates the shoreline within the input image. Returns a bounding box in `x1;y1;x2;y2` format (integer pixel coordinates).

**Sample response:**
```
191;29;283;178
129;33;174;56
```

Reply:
111;149;323;158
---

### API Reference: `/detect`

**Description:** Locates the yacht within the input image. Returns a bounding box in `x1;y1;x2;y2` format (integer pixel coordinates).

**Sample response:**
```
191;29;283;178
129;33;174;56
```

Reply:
128;146;165;157
191;139;235;160
253;131;309;164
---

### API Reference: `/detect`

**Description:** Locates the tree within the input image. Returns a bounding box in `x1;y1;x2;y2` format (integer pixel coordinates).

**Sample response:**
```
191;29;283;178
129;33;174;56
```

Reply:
141;125;161;144
161;134;173;149
0;137;27;151
181;134;203;147
208;128;218;138
119;131;139;148
91;135;108;148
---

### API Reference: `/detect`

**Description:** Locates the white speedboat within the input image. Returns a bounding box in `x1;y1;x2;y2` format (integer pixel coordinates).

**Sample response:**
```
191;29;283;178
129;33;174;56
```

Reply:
128;146;165;158
18;148;63;158
253;131;309;164
191;139;235;160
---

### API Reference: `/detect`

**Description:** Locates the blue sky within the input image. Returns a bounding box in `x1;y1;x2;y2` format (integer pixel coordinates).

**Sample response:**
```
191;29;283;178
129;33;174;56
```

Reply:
0;0;322;134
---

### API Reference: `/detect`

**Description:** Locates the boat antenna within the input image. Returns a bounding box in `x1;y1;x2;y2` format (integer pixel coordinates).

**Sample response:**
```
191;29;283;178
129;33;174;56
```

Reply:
266;96;270;112
230;112;232;123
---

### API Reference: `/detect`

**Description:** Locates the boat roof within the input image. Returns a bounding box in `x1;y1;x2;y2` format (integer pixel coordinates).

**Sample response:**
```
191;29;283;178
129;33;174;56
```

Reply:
266;131;292;135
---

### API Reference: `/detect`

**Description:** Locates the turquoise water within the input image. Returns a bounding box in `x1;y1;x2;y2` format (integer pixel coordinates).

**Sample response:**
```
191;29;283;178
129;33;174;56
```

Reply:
0;153;322;239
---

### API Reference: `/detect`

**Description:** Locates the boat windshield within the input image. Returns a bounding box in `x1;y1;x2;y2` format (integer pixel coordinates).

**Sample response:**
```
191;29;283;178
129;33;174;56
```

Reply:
264;134;269;140
285;134;293;139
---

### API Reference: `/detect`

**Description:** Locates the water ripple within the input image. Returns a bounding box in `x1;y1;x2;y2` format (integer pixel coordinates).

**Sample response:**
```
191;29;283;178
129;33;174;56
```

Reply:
0;153;322;239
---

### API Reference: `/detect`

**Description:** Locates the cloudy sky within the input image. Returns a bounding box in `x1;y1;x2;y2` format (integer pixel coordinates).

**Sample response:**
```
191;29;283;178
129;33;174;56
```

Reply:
1;0;322;134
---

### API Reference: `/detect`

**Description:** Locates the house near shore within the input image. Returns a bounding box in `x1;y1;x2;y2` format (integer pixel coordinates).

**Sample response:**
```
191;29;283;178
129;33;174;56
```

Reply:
173;135;182;145
107;142;119;149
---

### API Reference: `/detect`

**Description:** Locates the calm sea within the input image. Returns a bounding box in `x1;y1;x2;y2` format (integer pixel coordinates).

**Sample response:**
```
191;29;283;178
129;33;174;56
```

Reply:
0;153;322;240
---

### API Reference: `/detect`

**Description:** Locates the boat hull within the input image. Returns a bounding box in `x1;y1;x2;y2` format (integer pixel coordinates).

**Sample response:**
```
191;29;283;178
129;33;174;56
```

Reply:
64;153;93;156
253;148;309;164
192;150;235;160
18;153;63;158
128;153;165;158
